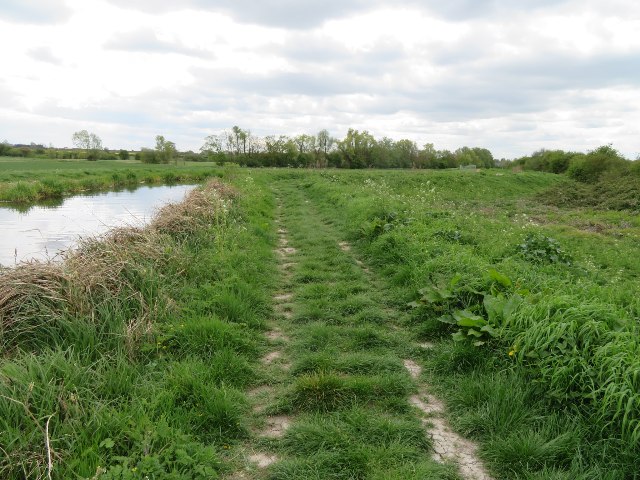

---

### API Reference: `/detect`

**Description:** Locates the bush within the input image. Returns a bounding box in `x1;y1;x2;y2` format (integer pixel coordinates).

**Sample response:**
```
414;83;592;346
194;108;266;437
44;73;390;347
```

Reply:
567;145;628;183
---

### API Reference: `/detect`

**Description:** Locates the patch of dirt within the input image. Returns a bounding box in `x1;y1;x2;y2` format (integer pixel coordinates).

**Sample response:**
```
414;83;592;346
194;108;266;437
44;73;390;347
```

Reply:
338;241;351;252
249;453;278;468
404;359;422;379
274;293;293;302
260;415;291;438
248;385;273;398
410;393;492;480
277;228;287;234
279;262;296;270
274;303;293;319
266;329;289;342
419;341;435;349
279;237;289;246
277;247;297;256
262;351;282;364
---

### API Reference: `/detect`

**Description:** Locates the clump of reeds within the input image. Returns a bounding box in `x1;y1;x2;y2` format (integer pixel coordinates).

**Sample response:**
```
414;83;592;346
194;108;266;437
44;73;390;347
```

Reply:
0;262;68;348
151;179;236;239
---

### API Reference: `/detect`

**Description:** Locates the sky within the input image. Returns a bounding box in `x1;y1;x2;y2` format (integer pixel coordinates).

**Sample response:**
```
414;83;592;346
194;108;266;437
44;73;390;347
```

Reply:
0;0;639;159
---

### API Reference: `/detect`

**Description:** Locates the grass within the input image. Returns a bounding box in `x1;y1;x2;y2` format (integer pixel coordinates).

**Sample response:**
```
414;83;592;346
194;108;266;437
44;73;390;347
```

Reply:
0;177;277;478
277;168;640;478
0;156;223;203
2;165;639;478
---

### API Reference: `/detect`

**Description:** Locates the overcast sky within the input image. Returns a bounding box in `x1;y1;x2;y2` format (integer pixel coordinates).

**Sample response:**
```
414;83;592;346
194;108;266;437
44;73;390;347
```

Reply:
1;0;639;158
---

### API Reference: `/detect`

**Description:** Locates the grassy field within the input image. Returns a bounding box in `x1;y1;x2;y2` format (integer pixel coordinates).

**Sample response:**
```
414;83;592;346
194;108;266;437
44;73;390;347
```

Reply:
0;157;222;203
1;166;639;479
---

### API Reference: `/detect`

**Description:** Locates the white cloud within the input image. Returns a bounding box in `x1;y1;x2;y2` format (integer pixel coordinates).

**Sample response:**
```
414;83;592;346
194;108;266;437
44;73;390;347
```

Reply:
0;0;639;158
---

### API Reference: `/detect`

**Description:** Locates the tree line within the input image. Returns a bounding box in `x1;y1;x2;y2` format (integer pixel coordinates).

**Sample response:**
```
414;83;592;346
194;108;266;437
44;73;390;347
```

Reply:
3;128;636;179
508;145;640;184
199;126;496;169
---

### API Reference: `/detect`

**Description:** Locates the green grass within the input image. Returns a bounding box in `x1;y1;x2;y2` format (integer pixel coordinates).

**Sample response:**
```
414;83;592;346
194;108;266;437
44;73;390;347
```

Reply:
0;156;223;202
270;168;639;478
2;166;639;478
0;178;277;478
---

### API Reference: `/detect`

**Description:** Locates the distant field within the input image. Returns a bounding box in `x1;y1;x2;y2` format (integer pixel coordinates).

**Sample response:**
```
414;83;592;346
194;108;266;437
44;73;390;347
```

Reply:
0;156;223;202
0;156;218;179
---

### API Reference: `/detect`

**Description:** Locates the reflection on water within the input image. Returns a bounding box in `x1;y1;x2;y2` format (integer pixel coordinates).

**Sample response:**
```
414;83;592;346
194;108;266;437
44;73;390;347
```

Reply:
0;184;195;267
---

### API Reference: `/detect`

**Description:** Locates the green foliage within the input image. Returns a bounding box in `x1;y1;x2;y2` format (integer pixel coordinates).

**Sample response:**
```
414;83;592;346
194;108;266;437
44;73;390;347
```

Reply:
518;233;572;265
410;270;521;346
567;145;628;183
359;210;403;239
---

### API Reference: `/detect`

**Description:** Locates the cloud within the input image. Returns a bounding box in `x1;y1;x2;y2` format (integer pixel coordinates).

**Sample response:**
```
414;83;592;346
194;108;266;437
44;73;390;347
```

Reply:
104;0;418;28
0;0;72;24
102;0;576;28
105;28;212;58
28;46;63;65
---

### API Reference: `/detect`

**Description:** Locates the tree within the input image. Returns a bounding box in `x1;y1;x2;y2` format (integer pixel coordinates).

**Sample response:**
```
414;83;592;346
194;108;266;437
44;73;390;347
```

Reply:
264;135;297;167
155;135;177;164
338;129;376;168
0;140;11;156
72;130;102;160
201;133;228;165
118;149;129;160
315;129;335;168
567;145;628;183
417;143;437;168
395;139;418;168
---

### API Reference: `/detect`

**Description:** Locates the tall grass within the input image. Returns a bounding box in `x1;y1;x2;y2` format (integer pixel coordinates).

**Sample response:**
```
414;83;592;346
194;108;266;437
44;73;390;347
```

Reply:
0;178;275;479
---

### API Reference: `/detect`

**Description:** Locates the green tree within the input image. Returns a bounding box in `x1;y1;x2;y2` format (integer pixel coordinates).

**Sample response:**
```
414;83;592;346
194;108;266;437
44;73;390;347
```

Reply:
0;140;11;156
417;143;437;168
155;135;177;164
395;139;418;168
118;149;130;160
567;145;628;183
338;129;376;168
315;129;335;168
72;130;102;160
201;133;228;165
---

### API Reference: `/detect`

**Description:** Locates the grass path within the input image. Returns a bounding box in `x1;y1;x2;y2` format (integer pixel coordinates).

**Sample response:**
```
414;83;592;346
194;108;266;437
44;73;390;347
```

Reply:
227;179;490;479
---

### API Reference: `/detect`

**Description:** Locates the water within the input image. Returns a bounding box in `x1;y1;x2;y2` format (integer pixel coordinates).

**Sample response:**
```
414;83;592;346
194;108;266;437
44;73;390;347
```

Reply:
0;184;196;267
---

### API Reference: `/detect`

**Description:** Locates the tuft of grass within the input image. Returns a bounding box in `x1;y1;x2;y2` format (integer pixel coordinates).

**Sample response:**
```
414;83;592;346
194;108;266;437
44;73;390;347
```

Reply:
283;372;412;413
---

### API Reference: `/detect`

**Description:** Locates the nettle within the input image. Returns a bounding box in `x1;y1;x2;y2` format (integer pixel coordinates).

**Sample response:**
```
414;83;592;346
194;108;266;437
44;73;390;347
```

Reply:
409;269;524;346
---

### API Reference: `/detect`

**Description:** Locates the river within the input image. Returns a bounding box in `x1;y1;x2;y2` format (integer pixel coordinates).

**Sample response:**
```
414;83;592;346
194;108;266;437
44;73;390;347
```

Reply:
0;184;196;267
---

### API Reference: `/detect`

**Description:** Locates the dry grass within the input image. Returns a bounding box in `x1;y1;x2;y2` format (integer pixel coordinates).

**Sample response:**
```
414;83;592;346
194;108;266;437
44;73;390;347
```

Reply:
0;180;235;353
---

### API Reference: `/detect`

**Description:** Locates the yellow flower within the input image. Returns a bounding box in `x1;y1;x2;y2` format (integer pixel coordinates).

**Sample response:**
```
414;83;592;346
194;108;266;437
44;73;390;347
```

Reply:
508;350;516;357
